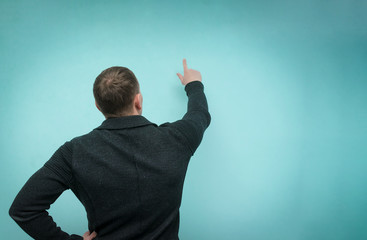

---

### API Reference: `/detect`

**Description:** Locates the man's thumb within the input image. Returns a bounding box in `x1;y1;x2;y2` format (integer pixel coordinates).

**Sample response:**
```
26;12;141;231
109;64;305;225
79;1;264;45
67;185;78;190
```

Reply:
177;73;184;83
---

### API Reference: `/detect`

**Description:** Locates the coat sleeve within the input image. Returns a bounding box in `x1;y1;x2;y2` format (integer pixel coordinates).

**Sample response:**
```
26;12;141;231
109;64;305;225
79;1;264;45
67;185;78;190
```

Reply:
163;81;211;155
9;142;83;240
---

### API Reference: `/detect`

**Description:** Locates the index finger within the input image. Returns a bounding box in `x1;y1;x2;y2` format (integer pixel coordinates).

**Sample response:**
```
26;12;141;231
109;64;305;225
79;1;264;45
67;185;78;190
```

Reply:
183;58;188;71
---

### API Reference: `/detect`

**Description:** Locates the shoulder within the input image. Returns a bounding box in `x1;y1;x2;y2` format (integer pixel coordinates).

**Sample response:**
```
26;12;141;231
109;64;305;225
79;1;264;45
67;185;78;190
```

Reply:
67;129;99;146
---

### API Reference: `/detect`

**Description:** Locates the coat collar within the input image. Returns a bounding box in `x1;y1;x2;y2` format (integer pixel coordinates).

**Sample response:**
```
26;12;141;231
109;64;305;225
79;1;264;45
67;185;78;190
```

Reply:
95;115;157;130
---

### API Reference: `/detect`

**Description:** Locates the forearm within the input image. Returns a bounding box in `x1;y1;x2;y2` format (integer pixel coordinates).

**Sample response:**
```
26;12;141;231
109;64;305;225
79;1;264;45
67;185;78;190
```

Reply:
184;81;211;128
9;208;81;240
166;81;210;155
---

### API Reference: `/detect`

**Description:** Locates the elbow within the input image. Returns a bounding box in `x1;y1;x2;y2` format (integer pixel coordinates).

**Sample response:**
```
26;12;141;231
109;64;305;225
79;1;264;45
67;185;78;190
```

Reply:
9;203;19;221
205;111;211;128
9;201;44;223
9;201;28;223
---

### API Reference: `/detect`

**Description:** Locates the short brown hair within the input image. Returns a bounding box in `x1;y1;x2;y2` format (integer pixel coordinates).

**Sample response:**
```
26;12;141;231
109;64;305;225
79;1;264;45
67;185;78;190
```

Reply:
93;66;139;117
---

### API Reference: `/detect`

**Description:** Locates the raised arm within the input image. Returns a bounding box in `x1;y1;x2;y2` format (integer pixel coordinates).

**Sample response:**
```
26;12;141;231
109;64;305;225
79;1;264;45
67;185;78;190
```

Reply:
167;59;211;155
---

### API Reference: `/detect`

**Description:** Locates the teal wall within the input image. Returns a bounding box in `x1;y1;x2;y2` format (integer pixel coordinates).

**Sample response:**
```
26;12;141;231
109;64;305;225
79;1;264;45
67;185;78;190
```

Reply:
1;0;366;239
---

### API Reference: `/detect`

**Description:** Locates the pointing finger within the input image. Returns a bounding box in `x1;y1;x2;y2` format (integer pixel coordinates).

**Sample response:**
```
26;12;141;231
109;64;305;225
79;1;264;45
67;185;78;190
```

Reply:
183;58;188;72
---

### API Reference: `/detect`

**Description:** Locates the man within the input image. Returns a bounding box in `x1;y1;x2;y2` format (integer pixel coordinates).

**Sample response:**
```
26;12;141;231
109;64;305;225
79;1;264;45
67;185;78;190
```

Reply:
9;59;211;240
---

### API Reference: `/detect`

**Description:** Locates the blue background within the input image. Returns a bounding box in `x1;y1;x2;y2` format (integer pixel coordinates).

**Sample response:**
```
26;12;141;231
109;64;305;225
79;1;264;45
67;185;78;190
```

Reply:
1;0;366;239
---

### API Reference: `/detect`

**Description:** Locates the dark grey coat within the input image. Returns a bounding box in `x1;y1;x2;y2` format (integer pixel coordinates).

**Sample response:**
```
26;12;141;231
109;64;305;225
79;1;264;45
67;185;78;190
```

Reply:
9;81;211;240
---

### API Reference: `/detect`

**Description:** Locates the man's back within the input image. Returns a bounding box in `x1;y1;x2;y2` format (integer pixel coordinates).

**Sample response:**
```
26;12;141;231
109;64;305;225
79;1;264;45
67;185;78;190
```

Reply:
70;115;196;239
9;60;210;239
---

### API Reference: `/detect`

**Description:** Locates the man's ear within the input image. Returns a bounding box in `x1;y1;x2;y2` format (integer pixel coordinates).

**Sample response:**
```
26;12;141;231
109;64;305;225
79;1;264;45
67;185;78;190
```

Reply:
134;93;142;110
95;101;101;111
133;93;143;115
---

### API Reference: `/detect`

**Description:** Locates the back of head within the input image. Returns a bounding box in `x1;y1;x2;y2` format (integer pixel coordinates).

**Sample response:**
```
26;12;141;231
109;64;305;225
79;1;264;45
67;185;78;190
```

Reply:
93;66;139;117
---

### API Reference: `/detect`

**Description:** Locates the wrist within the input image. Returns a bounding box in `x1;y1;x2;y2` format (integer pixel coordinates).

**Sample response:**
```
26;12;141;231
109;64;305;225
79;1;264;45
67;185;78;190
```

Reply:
184;81;204;95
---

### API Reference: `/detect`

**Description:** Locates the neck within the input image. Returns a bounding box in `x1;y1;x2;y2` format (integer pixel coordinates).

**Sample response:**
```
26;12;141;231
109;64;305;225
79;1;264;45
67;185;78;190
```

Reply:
104;109;142;119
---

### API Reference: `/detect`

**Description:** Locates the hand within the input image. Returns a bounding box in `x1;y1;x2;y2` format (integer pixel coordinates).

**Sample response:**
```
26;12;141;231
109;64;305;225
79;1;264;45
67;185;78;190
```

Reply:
83;230;97;240
176;58;202;86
